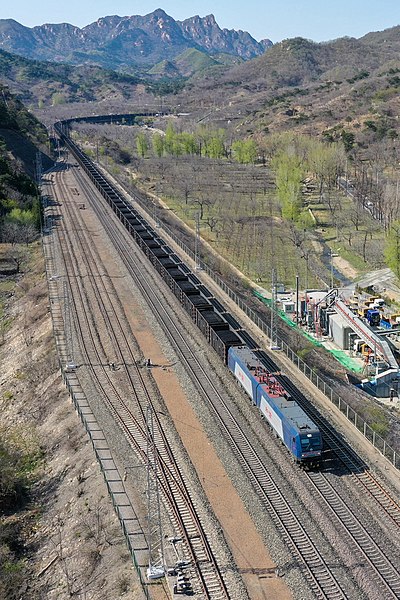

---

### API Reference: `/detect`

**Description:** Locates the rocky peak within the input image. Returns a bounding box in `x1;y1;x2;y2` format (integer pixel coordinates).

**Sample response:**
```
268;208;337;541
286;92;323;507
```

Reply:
0;10;273;69
178;14;270;58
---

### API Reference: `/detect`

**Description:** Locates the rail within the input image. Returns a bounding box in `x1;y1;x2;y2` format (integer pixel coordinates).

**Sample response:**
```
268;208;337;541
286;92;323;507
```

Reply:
54;116;399;471
41;179;151;599
109;166;400;471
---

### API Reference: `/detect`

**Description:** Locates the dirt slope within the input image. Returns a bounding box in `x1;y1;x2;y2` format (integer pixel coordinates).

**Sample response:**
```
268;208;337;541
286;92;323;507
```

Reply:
0;243;141;599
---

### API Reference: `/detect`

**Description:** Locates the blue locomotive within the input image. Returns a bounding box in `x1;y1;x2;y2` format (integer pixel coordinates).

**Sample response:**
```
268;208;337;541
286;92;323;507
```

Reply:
228;346;323;468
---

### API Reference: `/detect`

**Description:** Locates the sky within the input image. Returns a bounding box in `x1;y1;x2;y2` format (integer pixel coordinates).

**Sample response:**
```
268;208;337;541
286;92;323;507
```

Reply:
2;0;400;44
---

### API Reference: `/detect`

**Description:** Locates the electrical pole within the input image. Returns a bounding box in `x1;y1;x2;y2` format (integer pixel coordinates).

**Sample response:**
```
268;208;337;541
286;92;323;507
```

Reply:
153;201;159;228
195;212;201;270
269;192;279;349
63;281;76;371
35;151;42;186
146;405;165;580
270;268;279;349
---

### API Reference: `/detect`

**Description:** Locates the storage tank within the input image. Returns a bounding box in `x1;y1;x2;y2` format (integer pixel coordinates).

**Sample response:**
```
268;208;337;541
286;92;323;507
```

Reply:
329;312;354;349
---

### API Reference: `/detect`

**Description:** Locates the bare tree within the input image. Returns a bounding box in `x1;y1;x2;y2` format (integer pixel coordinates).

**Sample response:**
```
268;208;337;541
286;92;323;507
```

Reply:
203;215;221;235
5;245;29;274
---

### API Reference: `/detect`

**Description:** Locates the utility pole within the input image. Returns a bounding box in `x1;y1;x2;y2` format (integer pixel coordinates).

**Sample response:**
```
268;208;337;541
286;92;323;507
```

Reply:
270;268;279;349
63;281;76;371
195;212;201;270
153;201;159;228
146;405;165;580
35;151;42;186
1;88;9;108
269;194;279;349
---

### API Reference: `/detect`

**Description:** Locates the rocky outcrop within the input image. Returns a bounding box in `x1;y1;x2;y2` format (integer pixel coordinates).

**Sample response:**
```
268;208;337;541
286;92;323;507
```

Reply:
0;10;272;69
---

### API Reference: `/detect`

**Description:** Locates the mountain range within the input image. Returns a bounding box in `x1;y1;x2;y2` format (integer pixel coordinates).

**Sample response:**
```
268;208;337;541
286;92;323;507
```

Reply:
0;10;272;76
2;13;400;156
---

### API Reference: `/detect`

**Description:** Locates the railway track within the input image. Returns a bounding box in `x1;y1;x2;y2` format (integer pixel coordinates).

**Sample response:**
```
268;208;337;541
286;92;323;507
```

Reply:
69;158;350;599
309;471;400;597
271;363;400;527
52;129;400;598
44;164;230;600
256;353;400;598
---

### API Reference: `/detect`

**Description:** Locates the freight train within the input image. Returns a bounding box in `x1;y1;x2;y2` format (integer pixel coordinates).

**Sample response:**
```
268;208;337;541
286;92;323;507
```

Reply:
54;117;323;468
228;346;322;466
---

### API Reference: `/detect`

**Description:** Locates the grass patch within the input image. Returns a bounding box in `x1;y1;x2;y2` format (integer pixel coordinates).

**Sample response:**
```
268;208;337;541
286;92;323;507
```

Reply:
0;425;44;511
335;246;371;273
366;406;389;437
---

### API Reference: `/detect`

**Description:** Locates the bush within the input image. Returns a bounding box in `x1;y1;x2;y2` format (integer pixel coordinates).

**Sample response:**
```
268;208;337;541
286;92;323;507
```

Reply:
0;427;42;513
0;538;27;600
367;407;389;437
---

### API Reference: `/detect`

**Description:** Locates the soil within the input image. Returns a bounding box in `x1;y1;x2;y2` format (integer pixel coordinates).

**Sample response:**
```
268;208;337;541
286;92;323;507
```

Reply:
0;245;143;600
332;255;358;280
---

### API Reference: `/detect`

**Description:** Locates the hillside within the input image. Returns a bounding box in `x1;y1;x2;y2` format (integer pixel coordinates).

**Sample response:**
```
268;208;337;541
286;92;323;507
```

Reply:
173;27;400;154
0;85;51;192
0;49;144;107
3;22;400;162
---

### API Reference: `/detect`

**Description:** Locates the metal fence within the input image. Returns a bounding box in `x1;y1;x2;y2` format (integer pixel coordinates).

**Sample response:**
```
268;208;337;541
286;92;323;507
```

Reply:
63;373;151;600
117;176;399;471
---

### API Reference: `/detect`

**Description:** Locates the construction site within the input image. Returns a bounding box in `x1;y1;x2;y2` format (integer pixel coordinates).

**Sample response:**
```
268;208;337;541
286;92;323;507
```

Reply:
257;287;400;401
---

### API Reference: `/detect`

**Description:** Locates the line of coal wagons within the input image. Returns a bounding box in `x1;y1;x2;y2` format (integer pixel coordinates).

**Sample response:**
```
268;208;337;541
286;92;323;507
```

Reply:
56;122;323;468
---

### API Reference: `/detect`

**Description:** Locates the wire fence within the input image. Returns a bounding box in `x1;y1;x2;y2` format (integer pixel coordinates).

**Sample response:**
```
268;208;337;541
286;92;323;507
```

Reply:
64;373;151;600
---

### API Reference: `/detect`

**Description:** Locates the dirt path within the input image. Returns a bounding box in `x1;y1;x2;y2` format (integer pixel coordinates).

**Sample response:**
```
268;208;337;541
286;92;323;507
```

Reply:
332;255;358;279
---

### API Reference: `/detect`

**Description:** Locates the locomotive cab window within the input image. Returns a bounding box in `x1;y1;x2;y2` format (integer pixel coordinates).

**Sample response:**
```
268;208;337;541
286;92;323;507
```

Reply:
300;434;322;450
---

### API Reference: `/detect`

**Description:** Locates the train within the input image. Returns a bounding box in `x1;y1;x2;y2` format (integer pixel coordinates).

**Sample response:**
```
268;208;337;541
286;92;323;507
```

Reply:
54;117;323;468
228;346;322;467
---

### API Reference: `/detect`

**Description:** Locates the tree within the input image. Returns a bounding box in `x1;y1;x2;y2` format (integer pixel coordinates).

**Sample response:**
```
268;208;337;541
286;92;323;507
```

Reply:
136;132;148;158
341;130;355;152
180;132;199;155
272;151;304;221
385;221;400;279
164;122;176;155
232;139;258;164
203;215;221;234
191;192;213;220
307;141;345;199
51;93;66;106
4;245;29;273
152;133;164;158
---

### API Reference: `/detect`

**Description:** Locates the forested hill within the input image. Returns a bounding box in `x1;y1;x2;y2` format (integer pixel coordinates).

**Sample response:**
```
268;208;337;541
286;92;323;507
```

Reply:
0;86;51;243
0;48;142;107
177;27;400;151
